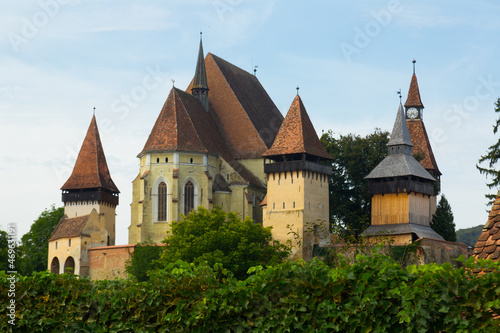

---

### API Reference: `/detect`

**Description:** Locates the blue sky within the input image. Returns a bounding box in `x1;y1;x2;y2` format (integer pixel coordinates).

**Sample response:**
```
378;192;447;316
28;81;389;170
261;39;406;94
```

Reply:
2;0;500;245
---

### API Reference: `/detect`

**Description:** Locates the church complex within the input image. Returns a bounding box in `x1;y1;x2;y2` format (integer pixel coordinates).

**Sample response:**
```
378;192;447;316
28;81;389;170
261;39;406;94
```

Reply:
47;39;469;279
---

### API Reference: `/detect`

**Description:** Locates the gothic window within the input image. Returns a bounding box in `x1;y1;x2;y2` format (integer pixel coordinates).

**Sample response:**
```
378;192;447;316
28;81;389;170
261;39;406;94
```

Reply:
184;181;194;215
158;182;167;221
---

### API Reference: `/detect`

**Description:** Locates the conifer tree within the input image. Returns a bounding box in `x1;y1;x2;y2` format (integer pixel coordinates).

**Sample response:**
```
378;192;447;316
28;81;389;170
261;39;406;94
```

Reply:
477;98;500;205
430;195;456;242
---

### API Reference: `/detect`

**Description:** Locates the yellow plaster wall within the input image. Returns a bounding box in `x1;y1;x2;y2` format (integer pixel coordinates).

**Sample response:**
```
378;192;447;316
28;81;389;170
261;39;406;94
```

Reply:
238;158;266;184
48;236;86;275
263;170;329;261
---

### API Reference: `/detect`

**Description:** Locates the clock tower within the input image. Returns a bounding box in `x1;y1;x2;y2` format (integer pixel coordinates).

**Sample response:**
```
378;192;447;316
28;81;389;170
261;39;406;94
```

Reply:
405;60;424;120
403;60;441;217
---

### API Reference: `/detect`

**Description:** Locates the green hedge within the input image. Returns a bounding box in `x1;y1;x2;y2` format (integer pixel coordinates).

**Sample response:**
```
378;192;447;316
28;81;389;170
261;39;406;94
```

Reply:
1;254;499;332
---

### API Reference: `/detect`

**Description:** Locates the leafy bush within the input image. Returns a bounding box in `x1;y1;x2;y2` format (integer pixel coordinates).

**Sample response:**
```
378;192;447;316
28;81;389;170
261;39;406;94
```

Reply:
1;254;499;332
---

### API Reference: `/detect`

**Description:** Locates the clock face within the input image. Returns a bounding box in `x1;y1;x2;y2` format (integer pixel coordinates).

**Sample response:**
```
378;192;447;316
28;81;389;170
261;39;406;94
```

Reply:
407;107;419;119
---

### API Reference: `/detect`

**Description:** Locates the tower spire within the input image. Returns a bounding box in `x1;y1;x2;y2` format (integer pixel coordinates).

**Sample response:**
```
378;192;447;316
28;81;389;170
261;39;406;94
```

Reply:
404;60;424;109
192;32;209;111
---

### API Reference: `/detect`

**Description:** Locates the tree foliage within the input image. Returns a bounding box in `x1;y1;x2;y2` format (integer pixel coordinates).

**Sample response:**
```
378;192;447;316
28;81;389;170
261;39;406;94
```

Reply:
18;205;64;276
320;129;389;237
2;255;500;332
456;224;484;247
431;195;456;242
477;98;500;206
125;240;164;282
156;207;290;280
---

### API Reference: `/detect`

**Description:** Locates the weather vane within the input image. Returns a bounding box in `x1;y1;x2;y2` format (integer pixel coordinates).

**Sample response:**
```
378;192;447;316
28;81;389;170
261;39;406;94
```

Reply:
296;85;300;96
396;89;401;101
171;79;175;87
253;65;258;76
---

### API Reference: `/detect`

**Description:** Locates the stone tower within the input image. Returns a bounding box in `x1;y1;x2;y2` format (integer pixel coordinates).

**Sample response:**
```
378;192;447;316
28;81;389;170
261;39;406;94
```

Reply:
364;103;442;244
404;60;441;217
262;95;332;260
48;115;120;275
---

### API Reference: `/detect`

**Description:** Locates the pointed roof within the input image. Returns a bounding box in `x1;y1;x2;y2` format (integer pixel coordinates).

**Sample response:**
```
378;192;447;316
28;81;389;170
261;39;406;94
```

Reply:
140;88;209;154
388;103;413;148
407;120;442;176
188;53;284;159
140;87;264;188
404;74;424;109
192;34;208;90
263;95;332;160
61;116;119;193
473;191;500;261
366;103;434;181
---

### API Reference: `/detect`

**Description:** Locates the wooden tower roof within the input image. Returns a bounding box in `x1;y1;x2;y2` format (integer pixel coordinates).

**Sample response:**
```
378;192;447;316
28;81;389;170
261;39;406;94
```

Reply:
407;120;442;176
61;115;119;193
263;95;332;160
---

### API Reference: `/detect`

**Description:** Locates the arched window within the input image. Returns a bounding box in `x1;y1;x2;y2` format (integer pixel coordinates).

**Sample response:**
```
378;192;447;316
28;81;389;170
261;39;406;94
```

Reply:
184;181;194;215
158;182;167;221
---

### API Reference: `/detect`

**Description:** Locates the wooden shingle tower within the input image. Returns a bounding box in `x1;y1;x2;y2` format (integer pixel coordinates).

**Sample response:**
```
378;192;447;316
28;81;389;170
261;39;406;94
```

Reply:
364;102;443;244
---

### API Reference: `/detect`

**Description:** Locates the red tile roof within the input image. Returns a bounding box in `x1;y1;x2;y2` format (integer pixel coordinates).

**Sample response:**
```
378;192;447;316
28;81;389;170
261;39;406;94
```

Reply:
407;119;441;176
140;87;264;188
188;53;284;159
263;95;332;160
49;215;90;241
404;74;424;109
474;193;500;261
61;116;119;193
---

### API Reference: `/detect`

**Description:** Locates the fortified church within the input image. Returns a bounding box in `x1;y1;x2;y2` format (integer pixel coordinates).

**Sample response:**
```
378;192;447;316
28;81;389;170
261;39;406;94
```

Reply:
47;39;466;279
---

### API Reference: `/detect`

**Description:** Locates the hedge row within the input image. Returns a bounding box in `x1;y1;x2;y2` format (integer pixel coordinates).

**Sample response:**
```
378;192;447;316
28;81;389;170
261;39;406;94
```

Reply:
1;254;500;332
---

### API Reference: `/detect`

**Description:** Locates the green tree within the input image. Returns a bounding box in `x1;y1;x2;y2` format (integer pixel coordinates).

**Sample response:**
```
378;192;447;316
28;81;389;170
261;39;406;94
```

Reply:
320;128;389;238
18;205;64;276
156;207;290;280
125;240;164;282
477;98;500;206
0;230;9;271
431;195;456;242
456;224;483;247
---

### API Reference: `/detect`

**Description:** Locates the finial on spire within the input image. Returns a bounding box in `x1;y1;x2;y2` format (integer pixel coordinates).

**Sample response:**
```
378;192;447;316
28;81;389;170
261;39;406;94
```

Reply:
296;85;300;96
93;107;96;116
200;31;202;41
253;65;258;76
412;59;416;75
396;89;401;102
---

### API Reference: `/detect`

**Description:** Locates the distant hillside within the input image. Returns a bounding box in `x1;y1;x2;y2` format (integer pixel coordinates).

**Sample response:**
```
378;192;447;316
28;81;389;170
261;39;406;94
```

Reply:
456;224;484;247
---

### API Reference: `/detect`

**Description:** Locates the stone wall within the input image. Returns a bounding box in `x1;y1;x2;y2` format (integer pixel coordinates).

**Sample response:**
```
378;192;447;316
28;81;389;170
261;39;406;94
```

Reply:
88;244;135;280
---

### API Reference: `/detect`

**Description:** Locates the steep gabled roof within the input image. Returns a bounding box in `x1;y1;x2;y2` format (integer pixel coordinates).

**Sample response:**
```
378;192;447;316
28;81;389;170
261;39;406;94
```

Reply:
188;53;284;159
48;214;90;241
140;87;264;188
404;74;424;109
140;88;209;155
263;95;332;160
61;116;119;193
474;192;500;261
407;119;441;176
